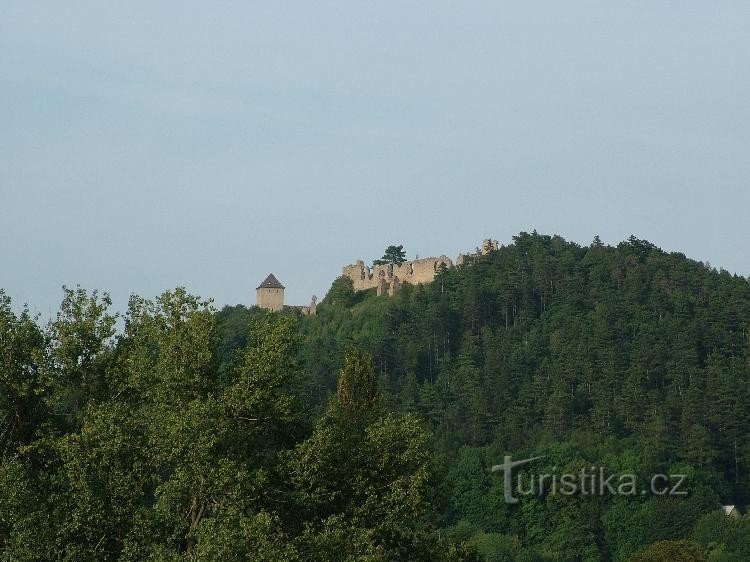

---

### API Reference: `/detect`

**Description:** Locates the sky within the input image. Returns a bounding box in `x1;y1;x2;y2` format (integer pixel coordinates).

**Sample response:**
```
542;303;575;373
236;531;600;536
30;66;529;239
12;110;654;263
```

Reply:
2;2;749;317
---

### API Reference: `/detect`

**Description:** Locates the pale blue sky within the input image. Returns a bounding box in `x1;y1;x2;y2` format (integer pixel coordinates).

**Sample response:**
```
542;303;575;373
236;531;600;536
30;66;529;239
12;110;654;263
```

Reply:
2;2;749;315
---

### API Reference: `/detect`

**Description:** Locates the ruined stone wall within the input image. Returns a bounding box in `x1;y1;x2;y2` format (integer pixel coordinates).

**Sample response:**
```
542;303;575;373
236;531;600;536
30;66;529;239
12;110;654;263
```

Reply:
298;296;317;316
341;240;500;296
342;255;454;292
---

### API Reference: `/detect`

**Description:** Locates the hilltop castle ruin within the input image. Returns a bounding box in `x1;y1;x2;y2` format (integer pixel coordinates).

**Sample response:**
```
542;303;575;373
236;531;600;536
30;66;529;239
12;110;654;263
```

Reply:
256;239;500;311
342;239;500;296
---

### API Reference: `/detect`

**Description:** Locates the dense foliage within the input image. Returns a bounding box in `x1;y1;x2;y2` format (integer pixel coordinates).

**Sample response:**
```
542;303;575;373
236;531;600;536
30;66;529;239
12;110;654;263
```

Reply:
2;232;750;560
292;232;750;560
0;289;466;561
373;245;407;267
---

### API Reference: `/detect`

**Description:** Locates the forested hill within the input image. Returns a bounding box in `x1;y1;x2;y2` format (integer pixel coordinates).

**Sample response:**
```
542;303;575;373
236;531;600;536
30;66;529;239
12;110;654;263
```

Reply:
284;231;750;560
299;233;750;471
3;232;750;560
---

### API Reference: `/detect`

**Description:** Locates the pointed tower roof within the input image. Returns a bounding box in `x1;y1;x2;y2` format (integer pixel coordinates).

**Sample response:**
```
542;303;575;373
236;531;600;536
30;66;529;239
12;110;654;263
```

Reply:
257;273;285;290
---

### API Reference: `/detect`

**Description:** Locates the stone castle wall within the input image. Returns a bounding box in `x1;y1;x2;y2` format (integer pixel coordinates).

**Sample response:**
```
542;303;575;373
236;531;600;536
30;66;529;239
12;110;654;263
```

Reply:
342;240;499;296
342;255;454;292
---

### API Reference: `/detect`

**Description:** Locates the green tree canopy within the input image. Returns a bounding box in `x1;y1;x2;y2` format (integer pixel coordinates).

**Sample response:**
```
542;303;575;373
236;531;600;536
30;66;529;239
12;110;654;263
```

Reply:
628;539;707;562
374;245;407;266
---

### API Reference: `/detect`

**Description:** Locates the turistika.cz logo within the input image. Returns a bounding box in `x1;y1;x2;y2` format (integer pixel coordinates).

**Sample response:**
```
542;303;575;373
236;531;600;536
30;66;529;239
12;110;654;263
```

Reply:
491;455;688;504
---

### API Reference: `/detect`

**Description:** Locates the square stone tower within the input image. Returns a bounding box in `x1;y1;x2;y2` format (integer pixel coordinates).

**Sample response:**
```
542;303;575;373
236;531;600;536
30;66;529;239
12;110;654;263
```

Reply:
256;273;285;312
